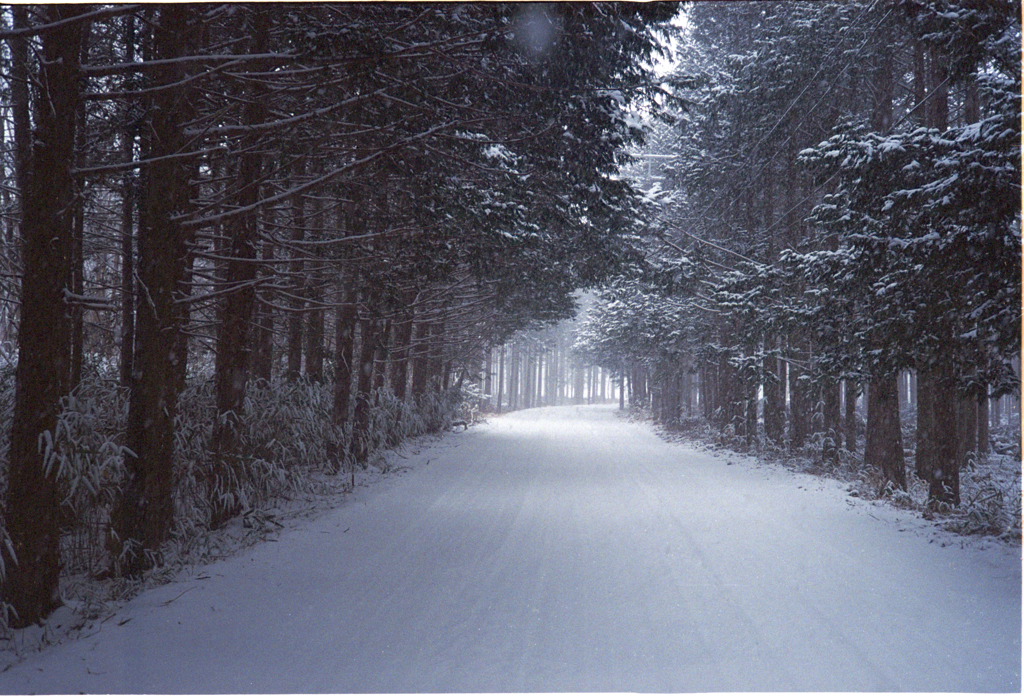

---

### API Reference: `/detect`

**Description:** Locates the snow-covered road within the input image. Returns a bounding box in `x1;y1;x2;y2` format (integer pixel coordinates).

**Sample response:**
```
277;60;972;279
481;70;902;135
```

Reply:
1;404;1020;693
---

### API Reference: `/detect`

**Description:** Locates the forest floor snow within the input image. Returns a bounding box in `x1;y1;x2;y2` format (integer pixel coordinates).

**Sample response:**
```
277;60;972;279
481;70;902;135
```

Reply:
0;404;1019;693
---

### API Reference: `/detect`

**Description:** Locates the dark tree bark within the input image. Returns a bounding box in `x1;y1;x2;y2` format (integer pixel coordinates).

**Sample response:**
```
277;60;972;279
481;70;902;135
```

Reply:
864;374;906;491
70;77;88;388
350;308;379;463
303;195;326;382
508;341;519;411
410;317;432;399
209;6;270;527
428;316;445;394
977;385;990;455
304;278;325;383
70;180;85;388
372;318;391;397
111;5;198;572
523;345;534;408
483;345;493;409
332;279;358;432
923;357;961;507
497;345;505;414
915;366;935;480
619;362;625;411
843;380;858;453
285;181;306;381
574;359;586;406
3;4;87;627
744;383;757;447
763;338;785;444
251;239;275;382
822;379;841;464
390;301;415;401
959;391;977;461
789;359;811;450
118;13;137;388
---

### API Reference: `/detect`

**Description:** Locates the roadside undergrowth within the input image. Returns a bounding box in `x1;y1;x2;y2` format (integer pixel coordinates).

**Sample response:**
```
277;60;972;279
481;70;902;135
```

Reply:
0;371;467;656
643;408;1021;545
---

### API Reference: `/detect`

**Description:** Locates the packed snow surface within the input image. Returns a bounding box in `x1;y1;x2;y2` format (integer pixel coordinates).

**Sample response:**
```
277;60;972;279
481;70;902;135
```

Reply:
1;405;1020;693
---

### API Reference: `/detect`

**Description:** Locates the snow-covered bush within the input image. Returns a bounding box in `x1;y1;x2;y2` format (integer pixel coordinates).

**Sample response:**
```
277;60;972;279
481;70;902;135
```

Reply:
413;384;462;435
946;456;1022;539
173;378;335;532
371;387;417;449
0;367;464;638
48;380;132;577
989;422;1022;460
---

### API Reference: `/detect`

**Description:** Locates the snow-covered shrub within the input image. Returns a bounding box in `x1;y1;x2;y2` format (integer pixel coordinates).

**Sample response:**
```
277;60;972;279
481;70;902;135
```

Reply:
48;380;131;576
946;455;1022;539
371;387;417;449
989;422;1021;460
0;366;467;639
171;379;217;537
172;378;334;532
413;384;462;435
0;377;132;581
239;378;337;473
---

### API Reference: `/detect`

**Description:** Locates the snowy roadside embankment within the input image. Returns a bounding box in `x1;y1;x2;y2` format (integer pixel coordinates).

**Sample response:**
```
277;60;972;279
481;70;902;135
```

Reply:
0;404;1019;693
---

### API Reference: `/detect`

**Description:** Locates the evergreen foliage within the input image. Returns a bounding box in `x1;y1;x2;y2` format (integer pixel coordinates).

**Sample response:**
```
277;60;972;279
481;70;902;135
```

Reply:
574;1;1020;507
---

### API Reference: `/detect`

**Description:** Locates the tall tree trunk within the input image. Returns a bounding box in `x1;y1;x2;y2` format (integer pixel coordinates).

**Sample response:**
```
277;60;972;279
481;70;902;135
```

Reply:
923;356;961;507
119;160;136;386
843;380;858;453
285;179;306;380
619;362;626;411
3;4;87;627
928;44;949;132
427;316;445;393
508;342;519;411
390;302;415;402
372;319;390;397
111;5;198;573
332;279;357;453
303;196;325;382
304;277;325;382
251;239;275;382
864;374;906;491
118;13;137;387
351;307;379;462
789;358;811;449
763;337;785;444
410;317;432;399
209;6;270;527
977;385;990;455
70;85;88;388
822;379;841;464
483;346;493;409
915;366;935;481
990;392;1002;429
70;187;85;388
959;391;977;463
497;345;505;414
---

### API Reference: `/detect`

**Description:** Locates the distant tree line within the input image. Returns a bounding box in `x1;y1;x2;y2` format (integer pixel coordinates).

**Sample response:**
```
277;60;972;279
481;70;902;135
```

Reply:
0;3;677;628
